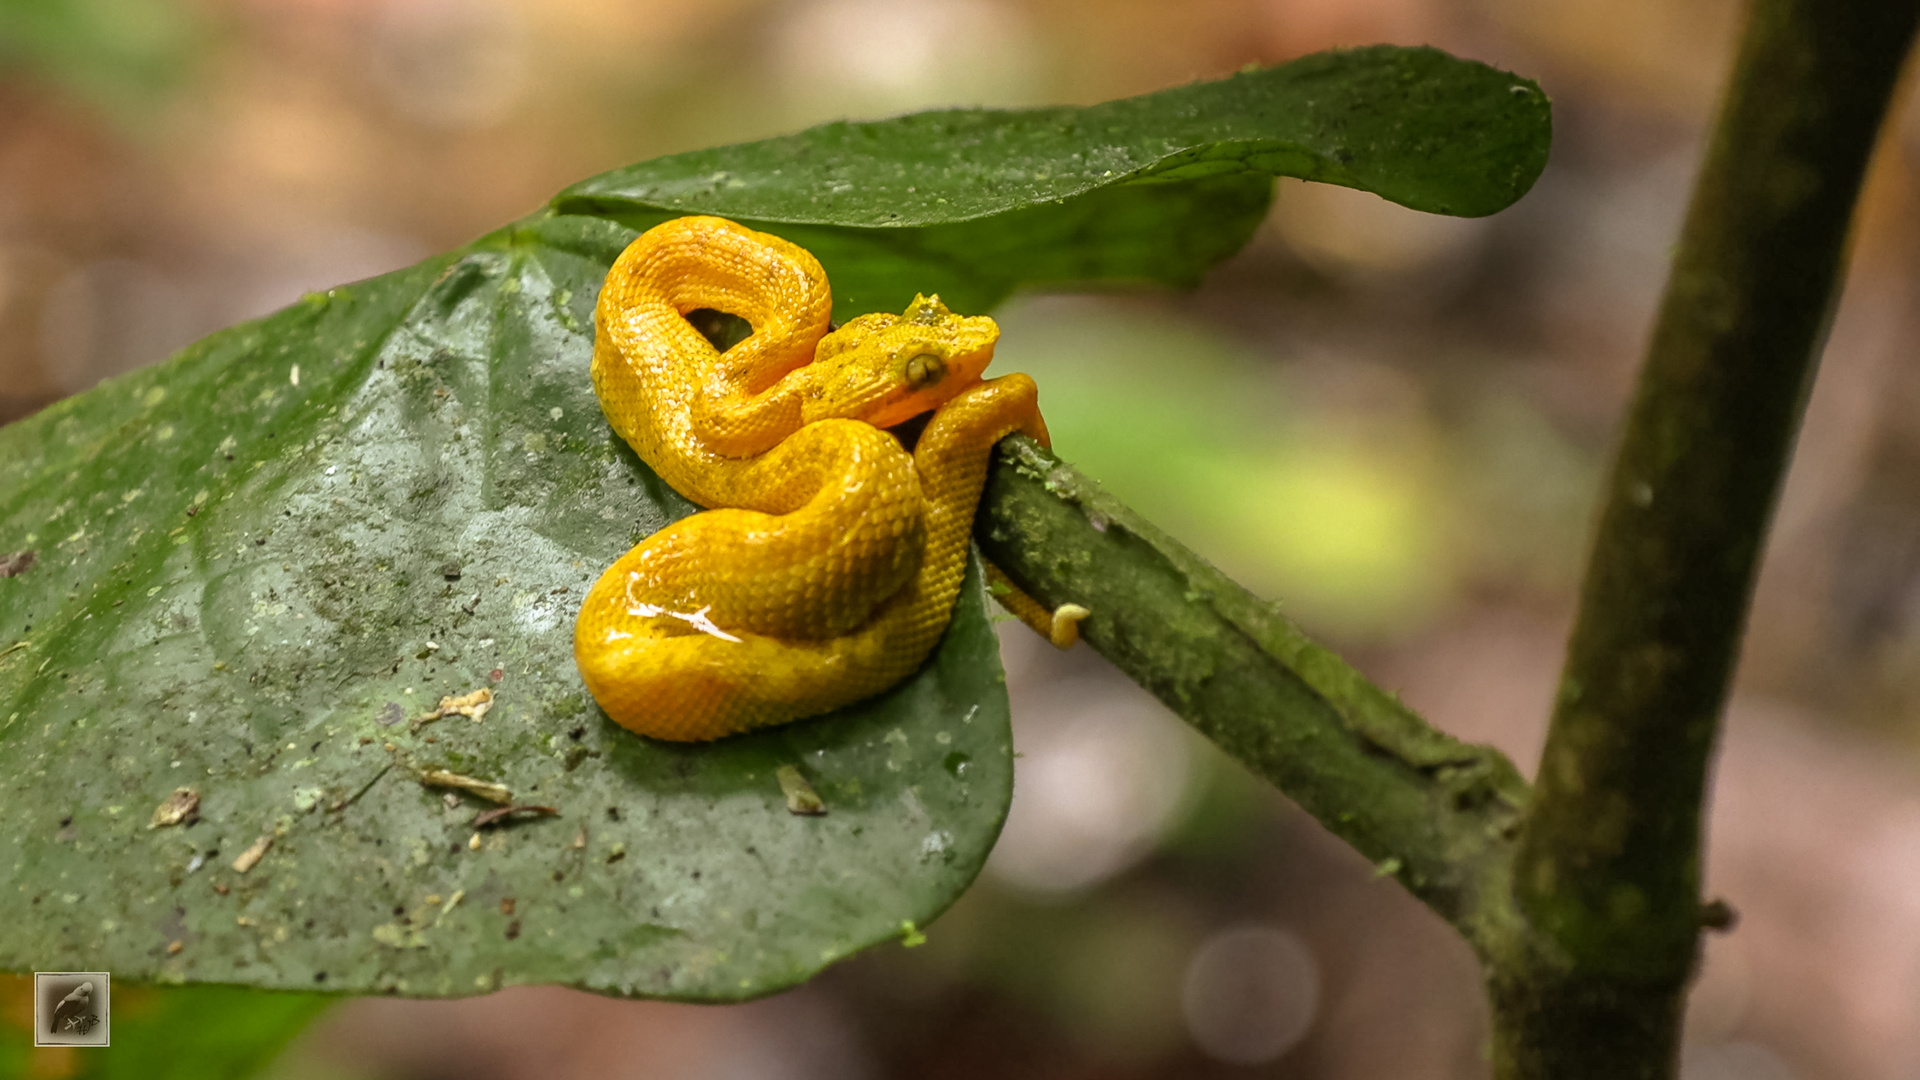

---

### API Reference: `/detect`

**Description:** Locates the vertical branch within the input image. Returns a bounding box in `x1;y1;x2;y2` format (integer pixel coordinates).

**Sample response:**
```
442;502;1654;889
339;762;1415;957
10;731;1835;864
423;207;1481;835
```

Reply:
1497;0;1920;1076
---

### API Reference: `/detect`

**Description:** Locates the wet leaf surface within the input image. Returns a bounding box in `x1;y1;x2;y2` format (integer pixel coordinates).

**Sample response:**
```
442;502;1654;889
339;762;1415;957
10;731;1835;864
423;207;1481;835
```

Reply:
0;248;1011;1000
558;44;1549;225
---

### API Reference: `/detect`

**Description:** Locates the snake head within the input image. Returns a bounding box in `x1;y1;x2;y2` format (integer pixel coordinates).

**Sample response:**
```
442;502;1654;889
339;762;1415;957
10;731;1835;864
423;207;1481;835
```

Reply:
800;294;999;428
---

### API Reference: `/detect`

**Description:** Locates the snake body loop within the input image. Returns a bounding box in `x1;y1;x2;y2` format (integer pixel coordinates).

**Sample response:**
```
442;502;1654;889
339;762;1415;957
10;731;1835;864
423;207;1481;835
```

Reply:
575;216;1048;741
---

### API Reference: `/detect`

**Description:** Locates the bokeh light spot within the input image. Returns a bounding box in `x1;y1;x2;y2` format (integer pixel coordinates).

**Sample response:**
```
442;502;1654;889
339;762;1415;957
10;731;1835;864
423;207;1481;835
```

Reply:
988;676;1194;895
1180;924;1320;1064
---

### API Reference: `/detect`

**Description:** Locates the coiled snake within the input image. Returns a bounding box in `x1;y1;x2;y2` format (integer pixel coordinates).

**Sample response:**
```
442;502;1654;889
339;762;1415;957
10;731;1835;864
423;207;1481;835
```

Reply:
574;216;1078;741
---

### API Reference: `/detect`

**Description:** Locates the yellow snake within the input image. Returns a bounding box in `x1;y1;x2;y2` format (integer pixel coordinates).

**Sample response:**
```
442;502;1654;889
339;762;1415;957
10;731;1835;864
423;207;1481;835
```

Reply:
573;215;1058;741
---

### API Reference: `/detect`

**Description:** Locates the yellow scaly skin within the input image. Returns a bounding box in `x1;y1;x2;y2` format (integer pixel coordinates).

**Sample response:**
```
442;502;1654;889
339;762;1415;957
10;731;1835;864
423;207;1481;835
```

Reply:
574;215;1049;741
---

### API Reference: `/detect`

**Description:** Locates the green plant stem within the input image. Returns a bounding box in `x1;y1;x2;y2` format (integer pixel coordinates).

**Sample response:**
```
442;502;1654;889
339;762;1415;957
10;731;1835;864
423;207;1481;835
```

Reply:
976;435;1529;945
1499;0;1920;1076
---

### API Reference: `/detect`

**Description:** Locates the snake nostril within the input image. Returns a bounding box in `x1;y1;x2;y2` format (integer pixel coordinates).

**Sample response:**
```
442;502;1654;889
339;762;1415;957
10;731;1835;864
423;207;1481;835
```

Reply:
905;352;945;389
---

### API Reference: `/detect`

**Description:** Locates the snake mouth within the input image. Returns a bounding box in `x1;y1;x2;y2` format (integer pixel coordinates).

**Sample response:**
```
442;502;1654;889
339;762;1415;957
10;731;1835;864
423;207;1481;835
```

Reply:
880;366;992;449
886;410;936;451
864;365;989;430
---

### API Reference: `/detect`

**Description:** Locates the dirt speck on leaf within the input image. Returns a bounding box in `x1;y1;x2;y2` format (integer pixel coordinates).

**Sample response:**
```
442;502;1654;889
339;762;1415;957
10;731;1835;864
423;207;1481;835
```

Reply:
472;804;558;829
148;787;201;829
419;768;512;805
777;764;827;816
232;834;273;873
413;687;494;729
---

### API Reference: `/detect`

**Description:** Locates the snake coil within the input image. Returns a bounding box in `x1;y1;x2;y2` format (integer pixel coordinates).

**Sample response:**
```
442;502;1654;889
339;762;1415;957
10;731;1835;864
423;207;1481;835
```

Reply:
574;216;1048;741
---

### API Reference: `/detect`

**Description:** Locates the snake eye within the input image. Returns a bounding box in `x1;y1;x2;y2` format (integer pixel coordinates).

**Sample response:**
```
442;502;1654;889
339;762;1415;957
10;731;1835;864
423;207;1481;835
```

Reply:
904;352;946;389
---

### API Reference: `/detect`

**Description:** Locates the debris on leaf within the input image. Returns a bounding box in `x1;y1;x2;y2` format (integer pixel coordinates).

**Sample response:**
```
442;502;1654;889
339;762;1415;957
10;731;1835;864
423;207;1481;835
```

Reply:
776;764;826;816
413;687;493;729
332;762;395;814
389;742;512;804
418;768;512;805
372;922;427;949
472;804;559;829
0;550;36;578
166;940;183;956
232;834;273;873
569;828;587;850
148;787;201;829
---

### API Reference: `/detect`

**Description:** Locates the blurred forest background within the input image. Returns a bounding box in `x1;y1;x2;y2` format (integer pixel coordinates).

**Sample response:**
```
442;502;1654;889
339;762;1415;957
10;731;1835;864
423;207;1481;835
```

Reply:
3;0;1919;1077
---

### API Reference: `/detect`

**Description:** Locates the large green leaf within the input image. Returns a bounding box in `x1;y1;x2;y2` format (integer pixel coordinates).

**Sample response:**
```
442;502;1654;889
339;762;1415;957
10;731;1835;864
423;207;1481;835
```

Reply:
554;45;1549;319
0;45;1548;1000
0;248;1012;1001
558;44;1548;224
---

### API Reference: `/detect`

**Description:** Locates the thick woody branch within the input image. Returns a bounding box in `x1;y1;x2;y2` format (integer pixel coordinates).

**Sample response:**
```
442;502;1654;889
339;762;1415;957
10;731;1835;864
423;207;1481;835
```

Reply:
976;435;1528;946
